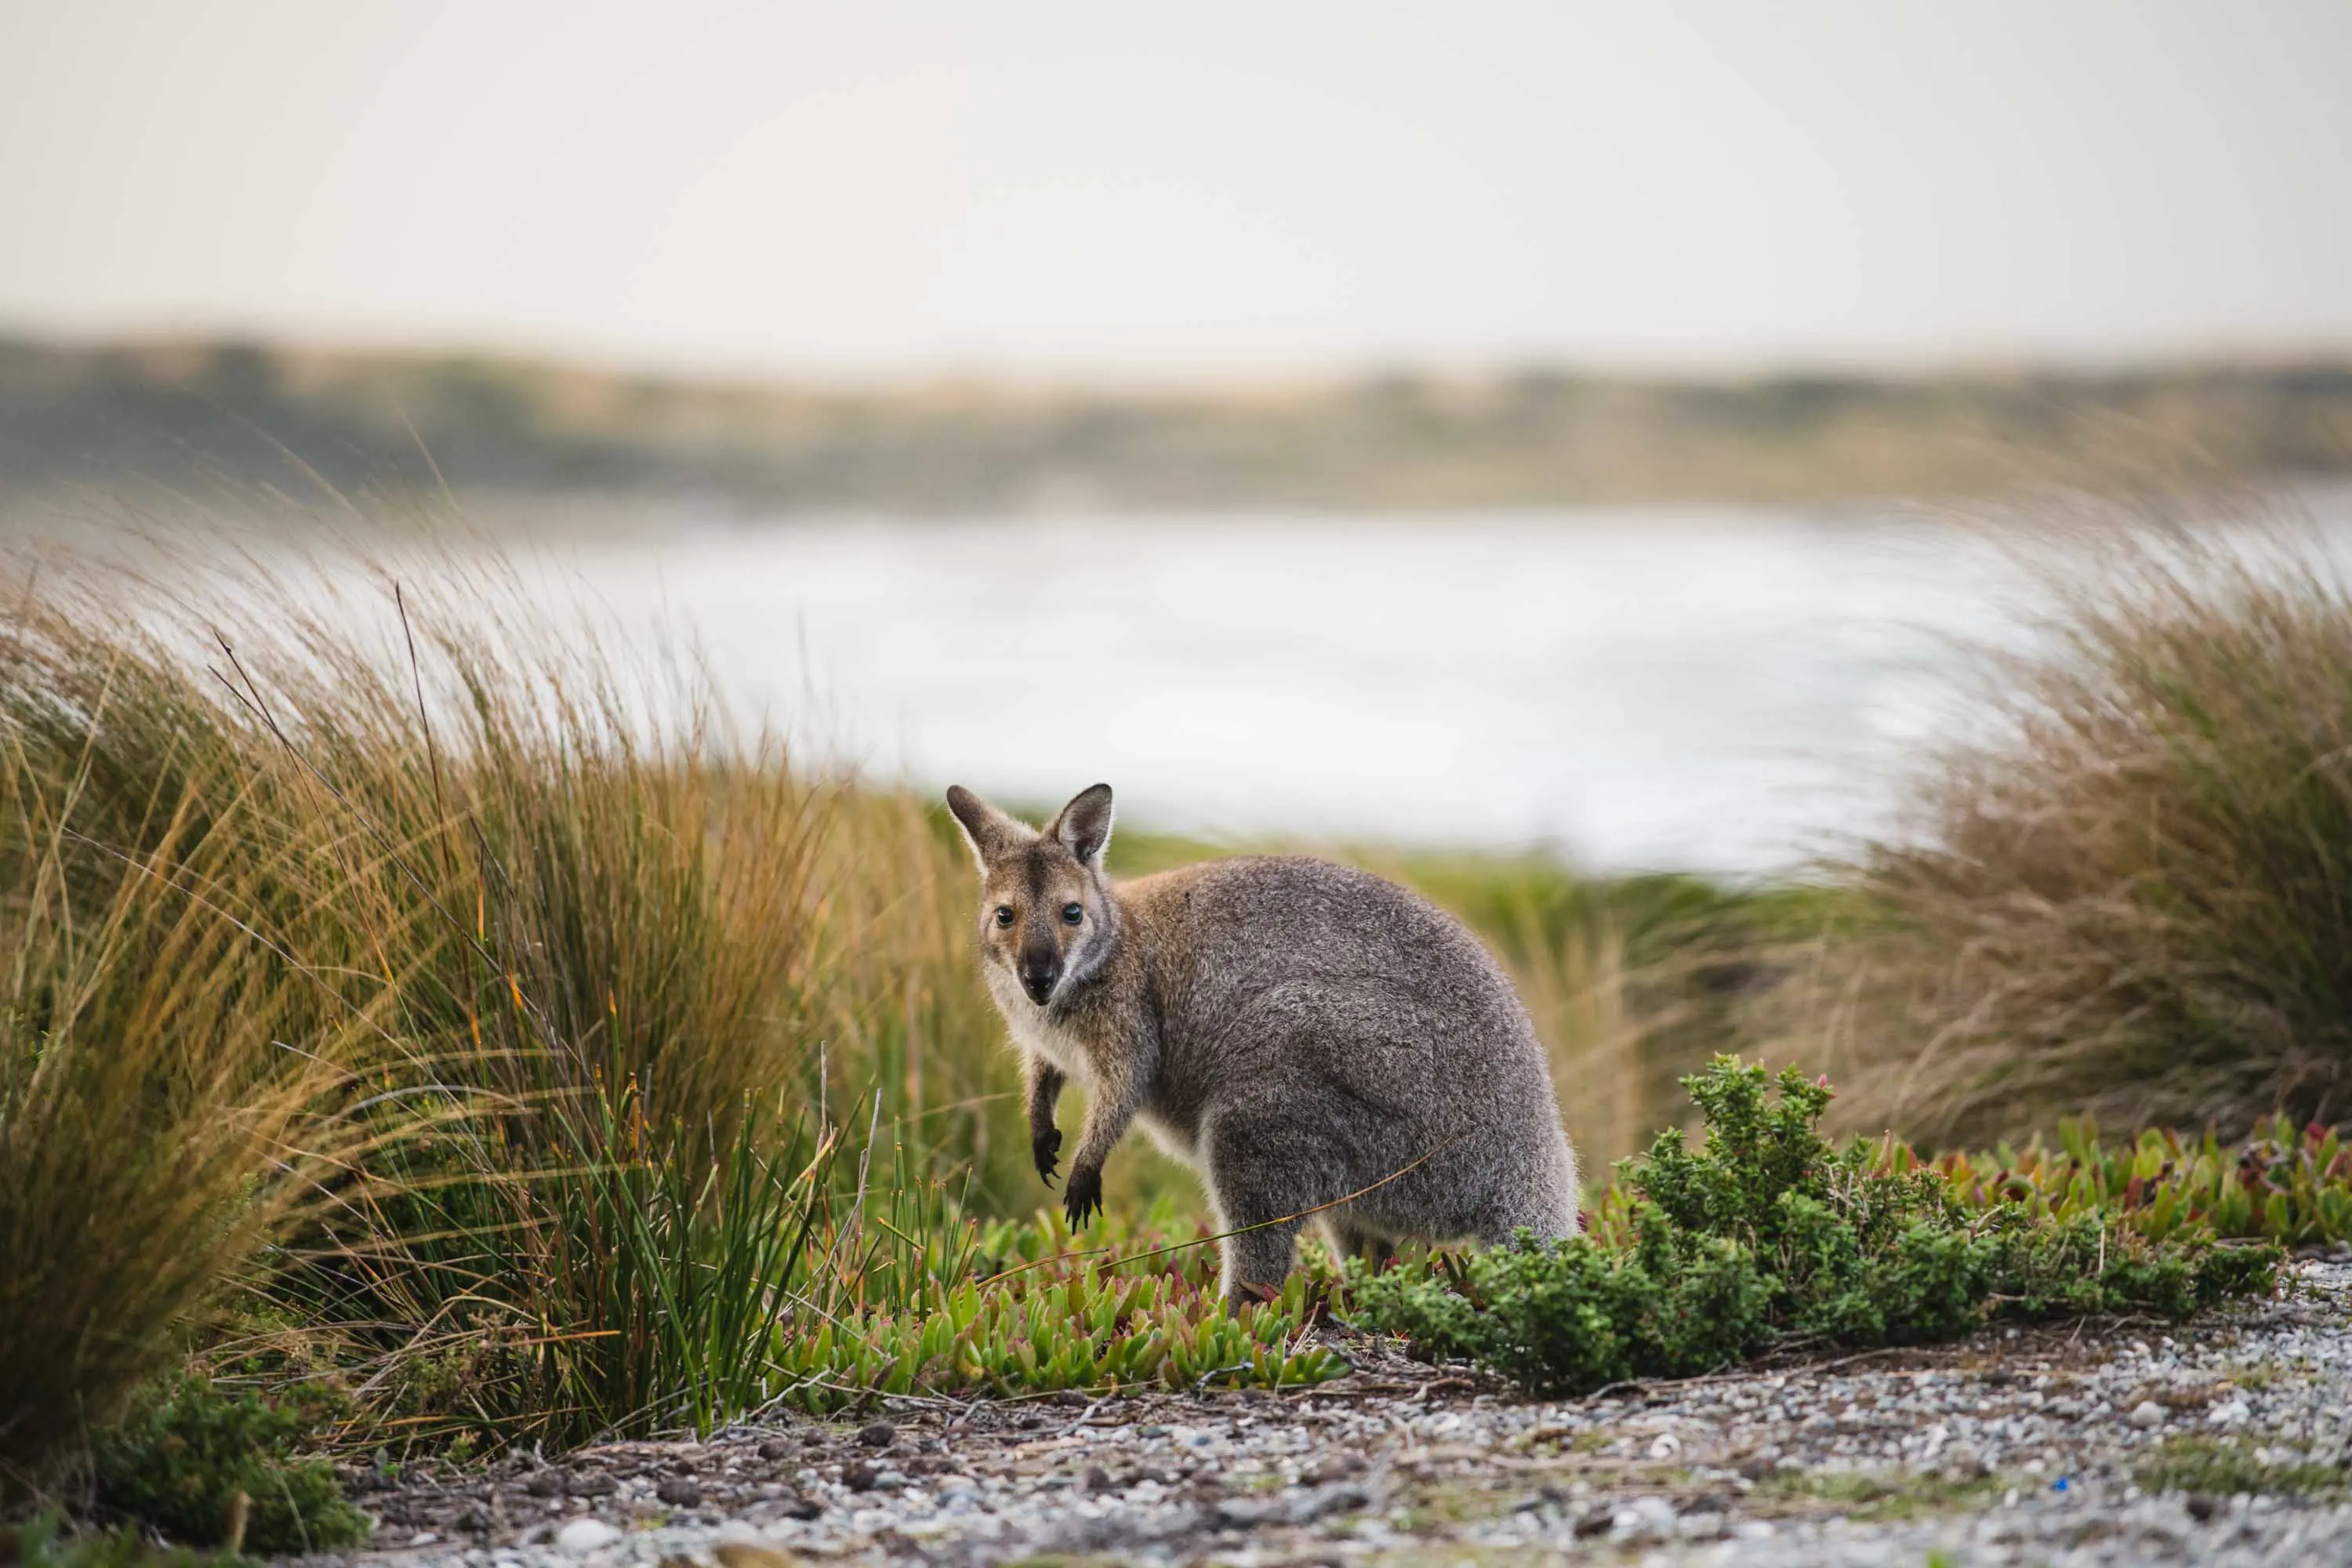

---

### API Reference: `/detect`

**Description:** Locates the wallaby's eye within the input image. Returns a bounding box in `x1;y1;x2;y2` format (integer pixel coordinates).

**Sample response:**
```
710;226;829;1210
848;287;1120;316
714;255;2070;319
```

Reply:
1061;902;1084;925
993;906;1015;928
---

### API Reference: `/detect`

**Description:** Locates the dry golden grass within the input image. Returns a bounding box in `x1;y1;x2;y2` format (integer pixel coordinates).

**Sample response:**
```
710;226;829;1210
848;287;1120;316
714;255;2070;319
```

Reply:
0;583;372;1481
1806;490;2352;1144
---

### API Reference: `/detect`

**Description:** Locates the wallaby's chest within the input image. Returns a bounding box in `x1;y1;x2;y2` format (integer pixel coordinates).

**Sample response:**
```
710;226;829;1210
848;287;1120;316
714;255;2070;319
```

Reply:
985;970;1112;1082
985;962;1201;1167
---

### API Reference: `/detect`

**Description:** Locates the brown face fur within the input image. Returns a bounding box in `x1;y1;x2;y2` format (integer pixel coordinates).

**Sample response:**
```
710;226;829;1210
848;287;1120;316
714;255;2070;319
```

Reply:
975;840;1102;1004
946;783;1116;1007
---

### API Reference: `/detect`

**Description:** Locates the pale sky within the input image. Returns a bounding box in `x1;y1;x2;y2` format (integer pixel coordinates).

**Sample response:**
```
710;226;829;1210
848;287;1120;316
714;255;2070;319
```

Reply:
4;0;2350;380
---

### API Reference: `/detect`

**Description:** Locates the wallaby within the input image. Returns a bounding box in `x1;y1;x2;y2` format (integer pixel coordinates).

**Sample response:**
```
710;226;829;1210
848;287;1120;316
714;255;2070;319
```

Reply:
946;781;1581;1304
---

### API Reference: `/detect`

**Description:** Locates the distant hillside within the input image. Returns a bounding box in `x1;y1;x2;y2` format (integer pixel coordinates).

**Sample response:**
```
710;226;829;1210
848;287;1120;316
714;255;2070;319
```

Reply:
3;336;2349;514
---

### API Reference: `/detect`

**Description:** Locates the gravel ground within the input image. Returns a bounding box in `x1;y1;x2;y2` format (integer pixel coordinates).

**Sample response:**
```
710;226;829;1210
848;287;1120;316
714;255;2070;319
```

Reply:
324;1254;2352;1567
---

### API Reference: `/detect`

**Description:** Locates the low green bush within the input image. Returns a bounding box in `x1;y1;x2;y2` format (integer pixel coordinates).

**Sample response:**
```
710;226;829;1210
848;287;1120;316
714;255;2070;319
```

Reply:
90;1379;368;1555
1350;1058;2281;1396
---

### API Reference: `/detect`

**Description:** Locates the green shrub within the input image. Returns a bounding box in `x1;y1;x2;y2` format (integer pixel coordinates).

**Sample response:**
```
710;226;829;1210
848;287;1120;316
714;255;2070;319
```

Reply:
90;1379;368;1555
1351;1058;2280;1396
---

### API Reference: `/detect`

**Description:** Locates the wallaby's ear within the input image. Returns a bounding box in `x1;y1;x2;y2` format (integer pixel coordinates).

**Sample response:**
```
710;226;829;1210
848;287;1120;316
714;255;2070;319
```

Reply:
1048;782;1115;866
945;785;1030;869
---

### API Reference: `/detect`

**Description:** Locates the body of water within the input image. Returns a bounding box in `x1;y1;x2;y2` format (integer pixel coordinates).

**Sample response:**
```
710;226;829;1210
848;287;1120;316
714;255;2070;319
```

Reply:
485;499;2086;874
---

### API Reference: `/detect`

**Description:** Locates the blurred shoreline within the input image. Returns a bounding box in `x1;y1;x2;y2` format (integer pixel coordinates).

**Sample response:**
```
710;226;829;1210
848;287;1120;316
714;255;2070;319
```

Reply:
4;333;2348;520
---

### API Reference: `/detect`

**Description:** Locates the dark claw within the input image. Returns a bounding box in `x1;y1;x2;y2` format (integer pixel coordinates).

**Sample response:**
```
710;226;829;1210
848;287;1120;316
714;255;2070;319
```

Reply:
1033;1125;1063;1186
1063;1165;1103;1229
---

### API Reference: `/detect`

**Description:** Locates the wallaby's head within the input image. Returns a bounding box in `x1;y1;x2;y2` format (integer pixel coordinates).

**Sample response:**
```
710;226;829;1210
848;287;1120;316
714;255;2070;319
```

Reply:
944;782;1116;1008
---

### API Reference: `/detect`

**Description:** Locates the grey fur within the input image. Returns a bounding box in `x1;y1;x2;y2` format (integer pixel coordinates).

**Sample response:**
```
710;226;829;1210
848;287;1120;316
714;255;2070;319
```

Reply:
946;782;1581;1303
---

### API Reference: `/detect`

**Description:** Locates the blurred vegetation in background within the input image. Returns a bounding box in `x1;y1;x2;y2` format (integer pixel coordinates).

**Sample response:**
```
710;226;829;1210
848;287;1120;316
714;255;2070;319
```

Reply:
2;336;2350;516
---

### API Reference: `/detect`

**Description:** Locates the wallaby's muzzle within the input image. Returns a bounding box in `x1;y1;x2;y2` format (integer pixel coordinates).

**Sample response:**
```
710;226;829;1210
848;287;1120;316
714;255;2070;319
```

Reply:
1018;952;1061;1004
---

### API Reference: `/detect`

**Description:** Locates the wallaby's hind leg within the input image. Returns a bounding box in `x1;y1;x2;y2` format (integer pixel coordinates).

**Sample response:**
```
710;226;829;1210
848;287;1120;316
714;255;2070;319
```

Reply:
1203;1109;1323;1307
1217;1221;1301;1307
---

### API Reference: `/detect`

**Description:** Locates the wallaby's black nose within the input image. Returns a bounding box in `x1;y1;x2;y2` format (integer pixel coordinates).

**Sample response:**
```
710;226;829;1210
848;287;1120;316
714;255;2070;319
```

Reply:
1019;957;1061;1004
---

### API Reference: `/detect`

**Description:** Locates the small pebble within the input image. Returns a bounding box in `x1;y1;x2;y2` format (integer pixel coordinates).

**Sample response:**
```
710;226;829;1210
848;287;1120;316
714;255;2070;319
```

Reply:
1941;1446;1989;1482
712;1546;795;1568
2130;1399;2166;1428
1304;1452;1366;1484
554;1519;622;1554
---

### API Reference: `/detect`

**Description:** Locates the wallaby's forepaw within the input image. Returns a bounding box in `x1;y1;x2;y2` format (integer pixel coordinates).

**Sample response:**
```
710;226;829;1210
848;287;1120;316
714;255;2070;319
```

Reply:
1062;1164;1103;1229
1033;1125;1063;1186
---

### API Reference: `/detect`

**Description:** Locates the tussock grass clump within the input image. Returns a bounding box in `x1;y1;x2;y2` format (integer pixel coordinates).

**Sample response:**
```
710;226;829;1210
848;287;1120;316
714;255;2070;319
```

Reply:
1349;1058;2280;1397
1824;506;2352;1145
0;605;367;1483
0;547;971;1470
